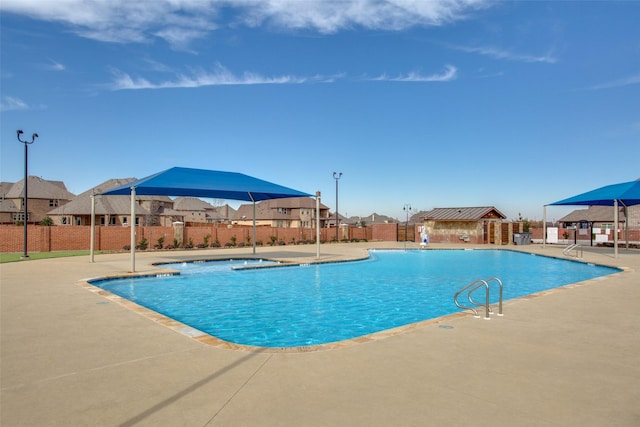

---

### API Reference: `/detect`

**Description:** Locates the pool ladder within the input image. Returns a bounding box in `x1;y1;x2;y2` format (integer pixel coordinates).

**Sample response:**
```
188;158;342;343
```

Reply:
454;277;503;320
563;244;583;259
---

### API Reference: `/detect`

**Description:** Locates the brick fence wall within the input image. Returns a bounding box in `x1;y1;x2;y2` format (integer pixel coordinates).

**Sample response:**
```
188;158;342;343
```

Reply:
4;223;637;253
0;224;382;253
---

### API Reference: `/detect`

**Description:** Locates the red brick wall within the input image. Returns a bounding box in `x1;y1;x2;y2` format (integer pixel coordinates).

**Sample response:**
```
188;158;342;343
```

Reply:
371;223;397;241
0;224;377;253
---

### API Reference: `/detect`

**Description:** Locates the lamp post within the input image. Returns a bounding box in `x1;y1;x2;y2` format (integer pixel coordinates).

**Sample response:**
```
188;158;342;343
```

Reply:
403;204;412;250
333;172;342;242
17;129;39;258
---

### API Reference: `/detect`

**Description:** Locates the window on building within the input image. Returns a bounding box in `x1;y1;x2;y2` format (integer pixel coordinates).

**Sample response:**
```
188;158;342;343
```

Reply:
49;199;59;207
12;212;29;222
109;217;116;225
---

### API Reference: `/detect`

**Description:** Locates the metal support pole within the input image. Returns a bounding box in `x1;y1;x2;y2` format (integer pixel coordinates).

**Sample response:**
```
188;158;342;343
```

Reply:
130;186;137;272
16;130;38;258
333;172;342;242
316;191;321;259
403;204;412;250
90;194;95;262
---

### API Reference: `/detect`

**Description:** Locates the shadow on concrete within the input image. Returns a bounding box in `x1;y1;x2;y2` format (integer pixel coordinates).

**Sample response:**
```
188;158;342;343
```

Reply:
119;349;267;427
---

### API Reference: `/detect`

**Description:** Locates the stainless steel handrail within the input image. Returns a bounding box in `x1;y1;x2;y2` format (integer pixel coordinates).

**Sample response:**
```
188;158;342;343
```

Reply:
454;279;490;319
454;277;504;319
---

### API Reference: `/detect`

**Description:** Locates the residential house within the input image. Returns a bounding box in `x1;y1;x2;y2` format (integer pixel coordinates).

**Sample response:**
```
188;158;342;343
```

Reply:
557;205;640;243
345;213;397;227
558;205;628;229
235;197;331;229
172;197;237;224
420;207;507;244
47;178;179;226
1;176;75;224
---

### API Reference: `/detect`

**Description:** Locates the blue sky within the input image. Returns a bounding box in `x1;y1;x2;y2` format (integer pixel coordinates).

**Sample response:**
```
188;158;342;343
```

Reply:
1;1;638;222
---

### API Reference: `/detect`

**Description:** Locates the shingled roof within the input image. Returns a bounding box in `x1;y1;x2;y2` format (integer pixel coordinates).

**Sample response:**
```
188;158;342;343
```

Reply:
5;176;75;200
47;178;164;216
558;206;626;223
421;207;506;221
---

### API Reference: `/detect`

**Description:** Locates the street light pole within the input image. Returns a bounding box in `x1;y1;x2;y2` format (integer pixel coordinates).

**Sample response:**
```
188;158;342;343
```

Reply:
333;172;342;242
17;129;39;258
403;204;412;250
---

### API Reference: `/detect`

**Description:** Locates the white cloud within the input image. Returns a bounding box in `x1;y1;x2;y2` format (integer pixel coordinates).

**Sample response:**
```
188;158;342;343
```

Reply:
109;63;312;90
372;65;458;82
1;0;490;47
46;59;66;71
448;44;557;64
584;73;640;90
0;96;29;111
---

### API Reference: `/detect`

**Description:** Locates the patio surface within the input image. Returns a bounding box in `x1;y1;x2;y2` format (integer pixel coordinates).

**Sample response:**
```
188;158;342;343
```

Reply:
1;242;639;426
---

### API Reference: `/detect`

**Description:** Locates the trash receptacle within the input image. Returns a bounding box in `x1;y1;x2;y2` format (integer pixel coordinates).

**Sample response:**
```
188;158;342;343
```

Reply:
513;233;522;245
521;232;532;245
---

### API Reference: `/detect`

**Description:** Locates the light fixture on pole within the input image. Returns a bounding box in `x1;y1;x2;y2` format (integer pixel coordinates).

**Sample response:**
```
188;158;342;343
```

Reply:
403;204;412;250
333;172;342;242
16;129;39;258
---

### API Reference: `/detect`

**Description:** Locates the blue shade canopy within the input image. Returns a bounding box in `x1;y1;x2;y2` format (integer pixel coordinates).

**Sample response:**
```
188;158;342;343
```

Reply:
549;180;640;206
100;167;312;201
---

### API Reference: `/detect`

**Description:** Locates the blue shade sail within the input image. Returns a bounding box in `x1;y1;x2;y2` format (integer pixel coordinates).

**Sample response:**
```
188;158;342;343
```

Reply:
549;179;640;206
99;166;312;201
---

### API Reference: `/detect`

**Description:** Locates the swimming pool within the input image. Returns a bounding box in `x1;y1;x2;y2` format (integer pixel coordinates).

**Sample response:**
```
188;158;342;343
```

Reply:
93;250;620;348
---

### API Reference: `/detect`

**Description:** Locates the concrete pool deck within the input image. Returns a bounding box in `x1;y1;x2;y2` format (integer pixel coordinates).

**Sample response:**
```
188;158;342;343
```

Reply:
1;242;639;426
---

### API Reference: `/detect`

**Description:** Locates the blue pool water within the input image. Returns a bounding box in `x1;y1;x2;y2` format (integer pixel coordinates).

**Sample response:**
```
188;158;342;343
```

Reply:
93;250;620;348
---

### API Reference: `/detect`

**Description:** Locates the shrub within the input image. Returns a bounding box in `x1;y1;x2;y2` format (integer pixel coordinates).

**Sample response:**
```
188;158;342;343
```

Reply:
203;234;211;246
40;216;54;226
156;236;165;249
269;235;277;246
230;235;237;247
136;238;148;250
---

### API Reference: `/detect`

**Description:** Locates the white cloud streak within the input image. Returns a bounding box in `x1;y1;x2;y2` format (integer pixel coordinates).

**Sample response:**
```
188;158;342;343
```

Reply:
584;73;640;90
1;0;490;48
448;44;557;64
372;65;458;82
110;63;314;90
0;96;30;112
46;59;66;71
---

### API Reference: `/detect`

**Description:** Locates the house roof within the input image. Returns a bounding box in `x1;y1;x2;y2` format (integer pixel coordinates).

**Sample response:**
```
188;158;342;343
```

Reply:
558;206;626;223
421;207;507;221
235;197;328;220
0;182;15;197
48;178;160;216
172;197;216;211
0;199;19;213
5;176;75;200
